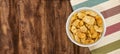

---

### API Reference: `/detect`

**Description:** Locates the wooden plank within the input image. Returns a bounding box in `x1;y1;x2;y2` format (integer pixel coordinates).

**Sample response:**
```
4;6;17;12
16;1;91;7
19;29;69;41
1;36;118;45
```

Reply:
0;0;90;54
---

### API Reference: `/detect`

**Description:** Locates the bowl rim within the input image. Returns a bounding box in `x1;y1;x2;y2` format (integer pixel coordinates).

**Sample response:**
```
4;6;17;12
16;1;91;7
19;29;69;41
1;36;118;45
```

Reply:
66;7;106;47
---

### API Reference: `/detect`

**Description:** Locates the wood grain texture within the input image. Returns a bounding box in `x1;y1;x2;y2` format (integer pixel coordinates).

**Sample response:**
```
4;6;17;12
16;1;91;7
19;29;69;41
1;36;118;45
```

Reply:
0;0;90;54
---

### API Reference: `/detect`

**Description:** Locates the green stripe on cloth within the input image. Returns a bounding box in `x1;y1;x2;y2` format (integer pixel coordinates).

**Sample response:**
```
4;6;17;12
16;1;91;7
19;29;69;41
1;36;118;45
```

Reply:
73;0;108;10
91;40;120;54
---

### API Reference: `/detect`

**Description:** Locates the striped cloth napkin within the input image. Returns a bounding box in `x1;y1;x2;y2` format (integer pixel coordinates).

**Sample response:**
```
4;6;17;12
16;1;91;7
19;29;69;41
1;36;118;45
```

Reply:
70;0;120;54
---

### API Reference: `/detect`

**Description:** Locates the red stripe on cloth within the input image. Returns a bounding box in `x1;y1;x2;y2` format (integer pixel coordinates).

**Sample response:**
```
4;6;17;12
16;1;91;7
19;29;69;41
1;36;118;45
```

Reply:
105;22;120;36
101;5;120;18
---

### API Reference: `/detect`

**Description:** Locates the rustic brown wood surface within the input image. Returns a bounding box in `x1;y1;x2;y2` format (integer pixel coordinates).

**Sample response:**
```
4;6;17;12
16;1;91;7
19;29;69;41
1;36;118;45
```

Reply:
0;0;90;54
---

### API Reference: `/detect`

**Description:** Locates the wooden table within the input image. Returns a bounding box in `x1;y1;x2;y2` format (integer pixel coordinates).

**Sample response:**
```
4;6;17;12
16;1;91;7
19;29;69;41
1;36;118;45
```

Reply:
0;0;90;54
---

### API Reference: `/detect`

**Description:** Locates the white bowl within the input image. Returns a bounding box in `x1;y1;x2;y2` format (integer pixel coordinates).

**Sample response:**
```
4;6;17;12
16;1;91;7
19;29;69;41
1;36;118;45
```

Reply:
66;7;106;47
